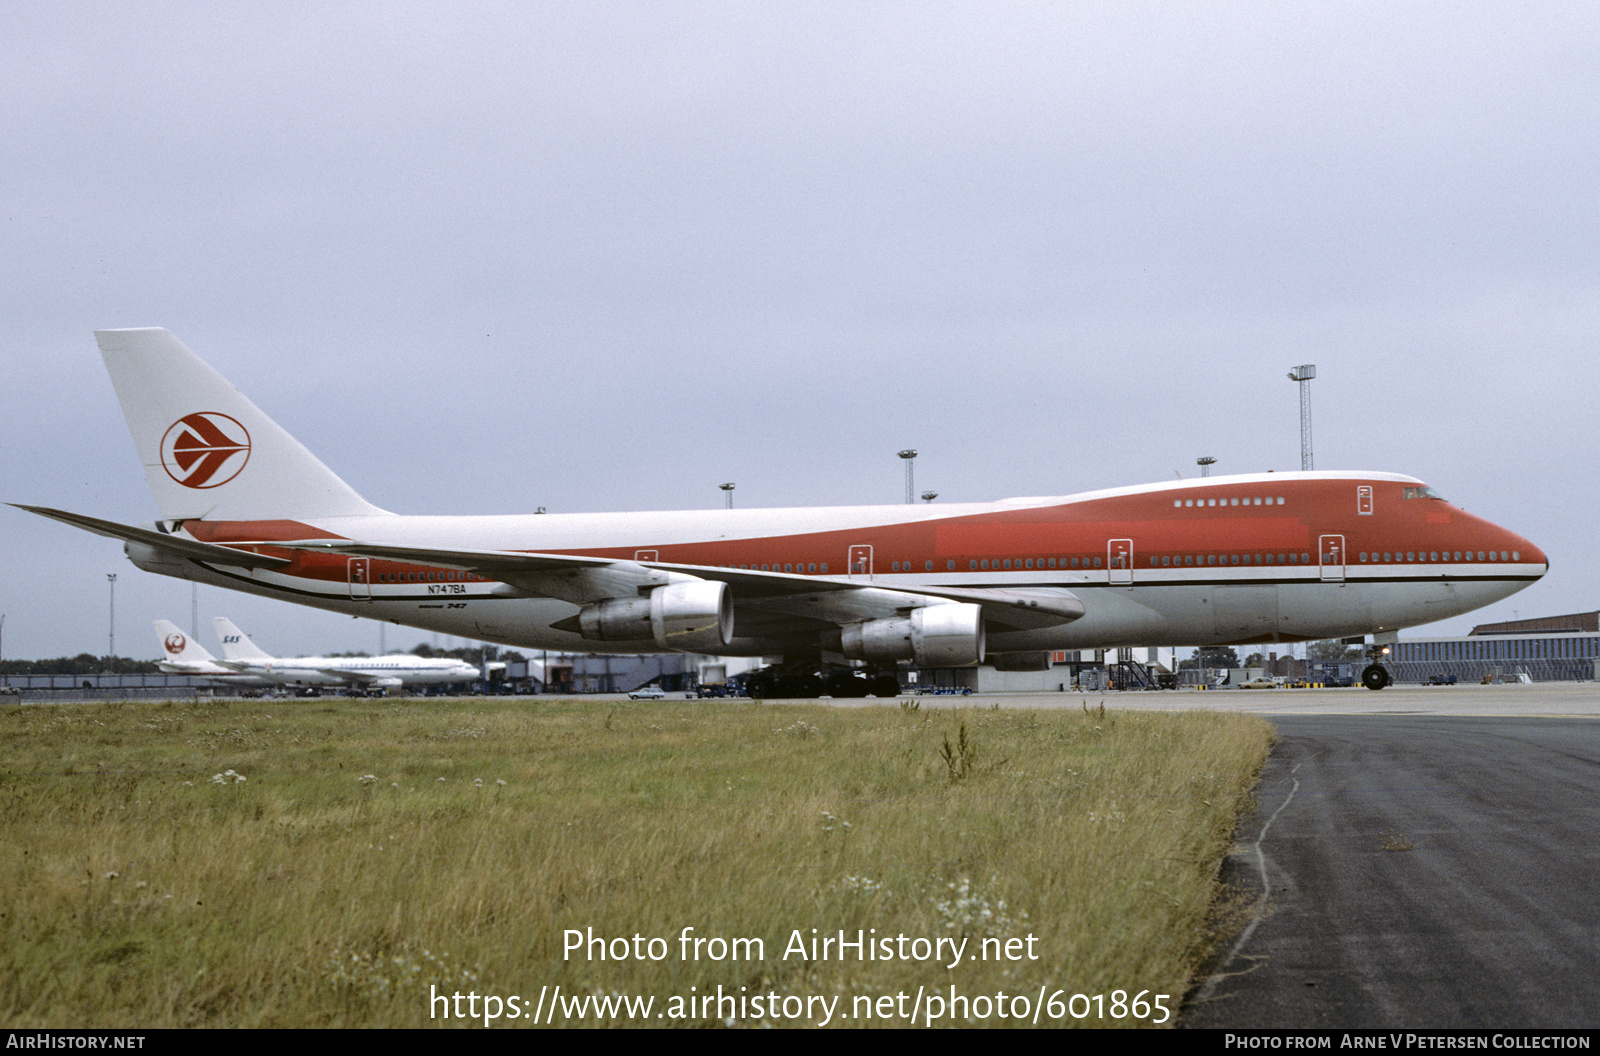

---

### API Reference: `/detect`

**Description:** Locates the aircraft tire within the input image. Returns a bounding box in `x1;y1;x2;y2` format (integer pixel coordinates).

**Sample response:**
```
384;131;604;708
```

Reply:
868;673;902;697
779;674;822;698
1361;664;1391;691
825;671;869;698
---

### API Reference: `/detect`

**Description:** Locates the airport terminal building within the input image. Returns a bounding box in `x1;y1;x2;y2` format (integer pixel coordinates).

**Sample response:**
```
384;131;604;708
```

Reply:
1388;611;1600;683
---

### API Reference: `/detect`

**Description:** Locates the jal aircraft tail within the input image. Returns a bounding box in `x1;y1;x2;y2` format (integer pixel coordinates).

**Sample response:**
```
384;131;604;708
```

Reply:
213;617;273;661
95;328;388;522
154;619;217;664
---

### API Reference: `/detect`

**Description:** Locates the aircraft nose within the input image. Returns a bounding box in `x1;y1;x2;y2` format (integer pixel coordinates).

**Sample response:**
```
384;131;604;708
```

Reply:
1497;526;1547;576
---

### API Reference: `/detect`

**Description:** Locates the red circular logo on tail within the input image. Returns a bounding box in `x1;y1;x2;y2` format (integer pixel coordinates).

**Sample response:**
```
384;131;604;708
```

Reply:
164;632;187;655
160;413;251;489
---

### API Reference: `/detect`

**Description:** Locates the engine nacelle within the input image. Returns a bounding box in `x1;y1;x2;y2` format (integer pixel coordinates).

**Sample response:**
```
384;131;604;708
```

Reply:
840;603;985;668
578;580;733;653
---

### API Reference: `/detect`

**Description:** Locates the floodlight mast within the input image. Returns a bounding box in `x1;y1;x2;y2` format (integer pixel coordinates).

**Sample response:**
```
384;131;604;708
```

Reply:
898;450;917;504
1197;456;1216;478
1288;364;1315;470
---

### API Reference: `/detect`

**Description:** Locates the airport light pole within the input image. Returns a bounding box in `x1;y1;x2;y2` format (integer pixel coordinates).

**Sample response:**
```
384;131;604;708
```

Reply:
720;483;735;509
921;491;937;503
106;573;116;658
1197;456;1216;478
898;450;917;504
1288;364;1315;470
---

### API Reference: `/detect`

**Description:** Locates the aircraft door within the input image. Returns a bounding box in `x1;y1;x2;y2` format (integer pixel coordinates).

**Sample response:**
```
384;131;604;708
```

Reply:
348;558;371;601
1357;486;1374;515
1319;535;1346;582
1108;539;1133;586
847;545;873;580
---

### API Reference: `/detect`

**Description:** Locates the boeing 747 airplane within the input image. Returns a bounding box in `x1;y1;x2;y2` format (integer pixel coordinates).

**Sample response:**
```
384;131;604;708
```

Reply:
17;329;1548;694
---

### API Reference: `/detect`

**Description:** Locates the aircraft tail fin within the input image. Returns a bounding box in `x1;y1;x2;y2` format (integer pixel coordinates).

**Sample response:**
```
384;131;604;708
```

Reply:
213;616;273;661
154;619;215;663
94;328;388;522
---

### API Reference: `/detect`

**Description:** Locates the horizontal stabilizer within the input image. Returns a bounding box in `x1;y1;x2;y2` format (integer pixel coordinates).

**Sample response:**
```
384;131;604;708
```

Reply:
10;505;291;569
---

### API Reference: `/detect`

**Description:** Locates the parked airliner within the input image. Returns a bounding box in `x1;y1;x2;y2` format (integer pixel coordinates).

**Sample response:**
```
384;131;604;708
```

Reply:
210;616;481;691
17;329;1547;693
153;619;271;686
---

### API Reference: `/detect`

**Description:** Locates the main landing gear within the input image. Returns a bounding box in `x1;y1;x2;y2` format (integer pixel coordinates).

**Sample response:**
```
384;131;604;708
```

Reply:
744;664;901;699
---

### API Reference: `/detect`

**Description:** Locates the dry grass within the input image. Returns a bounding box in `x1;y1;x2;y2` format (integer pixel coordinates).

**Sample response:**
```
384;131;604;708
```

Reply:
0;696;1271;1028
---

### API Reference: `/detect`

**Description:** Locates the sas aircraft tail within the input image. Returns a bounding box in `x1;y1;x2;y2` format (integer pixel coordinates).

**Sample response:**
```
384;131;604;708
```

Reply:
95;328;388;522
213;617;274;661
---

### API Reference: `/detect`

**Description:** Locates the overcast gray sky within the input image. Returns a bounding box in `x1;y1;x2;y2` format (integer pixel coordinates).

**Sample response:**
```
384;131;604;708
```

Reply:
3;2;1596;659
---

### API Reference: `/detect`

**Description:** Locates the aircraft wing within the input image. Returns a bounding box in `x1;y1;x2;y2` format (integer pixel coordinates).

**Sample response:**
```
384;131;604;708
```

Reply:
275;540;1084;632
11;506;292;569
316;668;402;688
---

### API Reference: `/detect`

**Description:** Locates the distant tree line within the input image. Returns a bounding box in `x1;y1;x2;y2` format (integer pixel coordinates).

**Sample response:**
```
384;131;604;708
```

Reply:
1178;639;1363;671
409;644;529;664
1;655;161;675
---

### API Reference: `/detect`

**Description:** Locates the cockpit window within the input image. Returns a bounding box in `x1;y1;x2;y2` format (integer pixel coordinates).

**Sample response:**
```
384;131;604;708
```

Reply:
1403;486;1445;500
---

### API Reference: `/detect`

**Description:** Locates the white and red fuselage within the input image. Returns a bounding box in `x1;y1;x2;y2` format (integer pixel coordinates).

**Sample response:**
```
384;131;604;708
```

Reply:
146;471;1544;657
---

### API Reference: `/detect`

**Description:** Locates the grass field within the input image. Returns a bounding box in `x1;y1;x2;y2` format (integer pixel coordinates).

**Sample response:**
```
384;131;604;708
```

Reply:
0;695;1271;1028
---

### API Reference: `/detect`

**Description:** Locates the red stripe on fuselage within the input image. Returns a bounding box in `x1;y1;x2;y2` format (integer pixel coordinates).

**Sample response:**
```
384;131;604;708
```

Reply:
170;477;1546;583
532;478;1545;572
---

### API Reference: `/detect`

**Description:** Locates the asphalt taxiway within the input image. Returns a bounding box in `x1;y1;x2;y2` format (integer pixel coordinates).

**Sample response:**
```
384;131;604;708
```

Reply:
885;684;1600;1028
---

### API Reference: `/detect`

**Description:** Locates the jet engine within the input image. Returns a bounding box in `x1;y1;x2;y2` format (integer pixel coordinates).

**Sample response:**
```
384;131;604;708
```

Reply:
840;603;985;667
578;580;733;653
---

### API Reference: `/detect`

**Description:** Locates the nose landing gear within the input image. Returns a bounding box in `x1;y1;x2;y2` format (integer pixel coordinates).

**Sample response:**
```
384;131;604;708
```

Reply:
1361;662;1391;691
